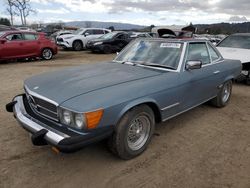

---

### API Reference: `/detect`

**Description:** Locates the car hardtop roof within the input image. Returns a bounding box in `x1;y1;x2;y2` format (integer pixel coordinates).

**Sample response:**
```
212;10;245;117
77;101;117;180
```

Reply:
2;30;38;35
137;38;210;43
231;33;250;36
78;27;110;30
112;31;128;34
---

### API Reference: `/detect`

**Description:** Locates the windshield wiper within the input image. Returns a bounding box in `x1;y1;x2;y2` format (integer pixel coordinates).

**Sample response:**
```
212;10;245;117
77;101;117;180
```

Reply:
137;62;176;70
117;61;176;70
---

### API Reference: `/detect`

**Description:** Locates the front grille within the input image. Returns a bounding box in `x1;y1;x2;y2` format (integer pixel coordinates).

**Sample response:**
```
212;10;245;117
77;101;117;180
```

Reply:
26;92;58;121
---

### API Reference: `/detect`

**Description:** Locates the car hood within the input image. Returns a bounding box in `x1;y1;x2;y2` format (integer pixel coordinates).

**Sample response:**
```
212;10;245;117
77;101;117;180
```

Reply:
217;47;250;63
24;62;162;104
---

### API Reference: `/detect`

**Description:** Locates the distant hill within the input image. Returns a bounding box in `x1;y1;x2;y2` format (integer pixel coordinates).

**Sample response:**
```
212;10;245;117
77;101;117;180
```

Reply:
64;21;145;30
194;22;250;34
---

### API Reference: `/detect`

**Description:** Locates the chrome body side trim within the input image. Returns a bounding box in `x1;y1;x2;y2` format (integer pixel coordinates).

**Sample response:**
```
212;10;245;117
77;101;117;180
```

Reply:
161;102;180;111
162;96;216;122
13;96;69;145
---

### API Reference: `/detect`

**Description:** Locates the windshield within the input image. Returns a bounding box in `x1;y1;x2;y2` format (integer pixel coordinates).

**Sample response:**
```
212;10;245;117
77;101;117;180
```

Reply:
0;32;6;37
114;40;183;70
218;35;250;49
73;29;84;35
99;32;118;39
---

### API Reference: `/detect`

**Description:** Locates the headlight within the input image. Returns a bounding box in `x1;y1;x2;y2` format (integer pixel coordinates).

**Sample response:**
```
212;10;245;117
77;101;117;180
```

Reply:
60;108;103;130
62;110;72;125
74;113;86;129
94;42;103;45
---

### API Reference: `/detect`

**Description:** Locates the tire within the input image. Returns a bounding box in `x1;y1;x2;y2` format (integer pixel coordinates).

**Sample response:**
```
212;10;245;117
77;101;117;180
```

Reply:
246;78;250;85
211;80;232;107
103;45;112;54
73;40;83;51
41;48;53;60
108;105;155;160
246;71;250;85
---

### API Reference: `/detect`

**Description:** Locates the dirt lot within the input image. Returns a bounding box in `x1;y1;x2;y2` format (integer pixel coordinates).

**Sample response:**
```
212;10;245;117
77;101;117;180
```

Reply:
0;50;250;188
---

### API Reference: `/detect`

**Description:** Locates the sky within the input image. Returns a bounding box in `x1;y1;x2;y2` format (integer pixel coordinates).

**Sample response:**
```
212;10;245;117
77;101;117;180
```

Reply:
0;0;249;26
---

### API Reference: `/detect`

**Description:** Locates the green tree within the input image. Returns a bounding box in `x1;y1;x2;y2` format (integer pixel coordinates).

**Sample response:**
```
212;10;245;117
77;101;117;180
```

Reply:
0;18;11;26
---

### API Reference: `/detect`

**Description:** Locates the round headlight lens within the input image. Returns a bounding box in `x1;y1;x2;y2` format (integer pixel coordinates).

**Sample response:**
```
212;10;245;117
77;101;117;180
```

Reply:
75;114;85;129
63;110;72;125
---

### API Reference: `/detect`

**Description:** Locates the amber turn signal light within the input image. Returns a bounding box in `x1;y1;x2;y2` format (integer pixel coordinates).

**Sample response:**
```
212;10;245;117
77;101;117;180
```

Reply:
85;109;104;129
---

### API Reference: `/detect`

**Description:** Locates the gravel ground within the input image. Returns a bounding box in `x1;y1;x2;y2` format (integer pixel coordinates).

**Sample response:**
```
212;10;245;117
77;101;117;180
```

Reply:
0;50;250;188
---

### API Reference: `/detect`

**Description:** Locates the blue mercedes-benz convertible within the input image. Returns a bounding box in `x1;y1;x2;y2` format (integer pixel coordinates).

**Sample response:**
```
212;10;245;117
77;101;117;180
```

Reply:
6;39;241;159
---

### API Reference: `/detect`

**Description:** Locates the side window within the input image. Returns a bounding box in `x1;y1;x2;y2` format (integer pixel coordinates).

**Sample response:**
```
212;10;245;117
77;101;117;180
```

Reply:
93;29;104;34
207;43;220;62
83;30;93;35
23;33;37;40
104;30;109;34
117;34;127;40
186;43;210;65
5;33;23;41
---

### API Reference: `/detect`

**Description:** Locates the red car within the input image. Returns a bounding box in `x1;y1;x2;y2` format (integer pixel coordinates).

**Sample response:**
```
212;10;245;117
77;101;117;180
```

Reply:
0;31;57;61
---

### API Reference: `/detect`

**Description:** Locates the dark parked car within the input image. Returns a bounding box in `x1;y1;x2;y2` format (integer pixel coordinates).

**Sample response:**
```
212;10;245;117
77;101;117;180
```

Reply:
6;39;241;159
0;31;57;60
86;31;132;53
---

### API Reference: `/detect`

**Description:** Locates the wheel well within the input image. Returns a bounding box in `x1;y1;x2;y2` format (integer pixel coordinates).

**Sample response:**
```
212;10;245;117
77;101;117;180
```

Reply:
144;102;162;123
73;40;83;46
242;62;250;71
119;102;162;124
41;47;54;55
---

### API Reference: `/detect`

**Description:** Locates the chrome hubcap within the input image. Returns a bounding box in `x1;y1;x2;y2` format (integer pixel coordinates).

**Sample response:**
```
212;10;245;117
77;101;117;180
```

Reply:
43;49;52;59
222;83;231;103
127;114;151;151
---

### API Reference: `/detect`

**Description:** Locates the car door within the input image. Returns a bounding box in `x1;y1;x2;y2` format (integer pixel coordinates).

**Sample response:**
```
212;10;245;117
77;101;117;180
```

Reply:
1;33;25;59
114;34;129;51
22;33;40;56
179;42;223;110
82;29;95;45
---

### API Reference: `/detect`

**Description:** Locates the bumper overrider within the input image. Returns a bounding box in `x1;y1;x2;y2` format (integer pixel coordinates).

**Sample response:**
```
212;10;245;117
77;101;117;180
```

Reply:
6;94;113;153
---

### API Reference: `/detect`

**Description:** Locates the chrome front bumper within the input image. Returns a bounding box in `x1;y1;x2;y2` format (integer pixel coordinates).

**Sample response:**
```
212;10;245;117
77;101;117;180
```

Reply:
13;96;69;145
7;95;113;152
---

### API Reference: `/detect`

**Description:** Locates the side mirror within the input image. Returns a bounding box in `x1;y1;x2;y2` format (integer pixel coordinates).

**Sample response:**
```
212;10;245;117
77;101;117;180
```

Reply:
186;60;202;70
84;33;90;37
0;39;7;44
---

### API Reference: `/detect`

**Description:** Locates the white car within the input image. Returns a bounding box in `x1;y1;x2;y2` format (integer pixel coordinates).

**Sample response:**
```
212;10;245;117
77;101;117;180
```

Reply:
217;33;250;84
56;28;110;51
15;27;36;32
51;30;74;40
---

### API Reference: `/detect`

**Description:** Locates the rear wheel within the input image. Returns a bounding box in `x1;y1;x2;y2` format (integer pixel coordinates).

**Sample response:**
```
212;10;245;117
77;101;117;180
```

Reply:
73;41;83;51
246;71;250;85
41;48;53;60
211;80;232;107
108;105;155;159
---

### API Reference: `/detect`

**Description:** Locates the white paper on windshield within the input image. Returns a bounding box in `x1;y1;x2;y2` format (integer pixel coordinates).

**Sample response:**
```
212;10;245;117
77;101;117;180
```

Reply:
160;43;181;48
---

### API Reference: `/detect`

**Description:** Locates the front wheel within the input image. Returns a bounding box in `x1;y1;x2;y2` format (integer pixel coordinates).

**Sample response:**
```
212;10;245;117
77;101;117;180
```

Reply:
41;48;53;60
73;41;83;51
211;80;232;107
108;105;155;160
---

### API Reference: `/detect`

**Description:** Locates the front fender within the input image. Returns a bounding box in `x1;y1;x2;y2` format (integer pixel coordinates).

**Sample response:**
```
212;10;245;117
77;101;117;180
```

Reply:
114;97;161;125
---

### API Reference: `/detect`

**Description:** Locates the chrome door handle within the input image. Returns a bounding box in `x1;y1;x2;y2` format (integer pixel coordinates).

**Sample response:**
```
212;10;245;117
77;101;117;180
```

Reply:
213;70;220;74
